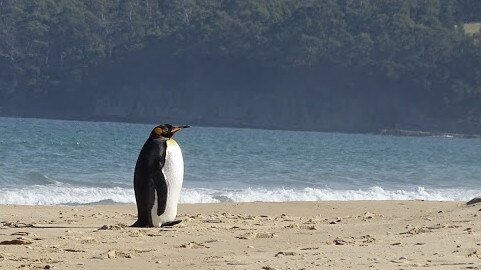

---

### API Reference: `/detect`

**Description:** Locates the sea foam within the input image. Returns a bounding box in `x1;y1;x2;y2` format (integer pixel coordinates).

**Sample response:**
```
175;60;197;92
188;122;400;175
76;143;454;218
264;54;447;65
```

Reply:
0;185;477;205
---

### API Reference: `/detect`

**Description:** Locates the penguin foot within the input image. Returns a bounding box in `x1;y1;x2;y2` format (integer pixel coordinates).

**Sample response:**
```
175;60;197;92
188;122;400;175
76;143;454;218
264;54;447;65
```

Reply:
161;220;183;227
130;220;150;228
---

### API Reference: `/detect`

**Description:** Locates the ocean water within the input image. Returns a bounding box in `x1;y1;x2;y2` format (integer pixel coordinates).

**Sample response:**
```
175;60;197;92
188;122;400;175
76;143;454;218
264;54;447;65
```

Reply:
1;117;481;205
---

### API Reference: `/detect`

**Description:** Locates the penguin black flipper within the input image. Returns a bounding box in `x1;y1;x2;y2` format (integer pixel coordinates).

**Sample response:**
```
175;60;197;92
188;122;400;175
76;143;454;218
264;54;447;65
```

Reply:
152;168;168;216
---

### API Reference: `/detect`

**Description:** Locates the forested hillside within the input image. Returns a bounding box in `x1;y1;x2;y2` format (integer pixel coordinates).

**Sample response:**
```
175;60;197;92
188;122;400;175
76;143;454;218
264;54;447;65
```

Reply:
1;0;481;133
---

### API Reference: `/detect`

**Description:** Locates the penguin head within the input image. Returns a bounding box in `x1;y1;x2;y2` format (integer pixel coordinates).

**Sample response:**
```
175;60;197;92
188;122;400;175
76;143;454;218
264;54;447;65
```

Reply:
150;124;190;140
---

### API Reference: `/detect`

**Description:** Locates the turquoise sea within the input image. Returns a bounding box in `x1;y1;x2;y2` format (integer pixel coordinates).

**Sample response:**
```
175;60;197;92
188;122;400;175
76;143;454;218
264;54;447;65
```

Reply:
1;117;481;205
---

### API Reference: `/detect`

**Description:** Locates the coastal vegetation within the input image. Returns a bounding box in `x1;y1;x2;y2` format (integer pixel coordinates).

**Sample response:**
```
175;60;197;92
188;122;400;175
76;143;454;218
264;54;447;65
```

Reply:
1;0;481;133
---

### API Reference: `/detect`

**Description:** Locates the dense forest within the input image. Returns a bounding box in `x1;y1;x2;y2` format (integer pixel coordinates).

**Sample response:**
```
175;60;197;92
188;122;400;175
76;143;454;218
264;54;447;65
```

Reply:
1;0;481;133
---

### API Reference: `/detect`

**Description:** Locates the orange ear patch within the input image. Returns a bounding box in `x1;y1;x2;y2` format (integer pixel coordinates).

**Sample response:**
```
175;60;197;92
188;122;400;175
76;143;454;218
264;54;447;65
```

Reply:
154;127;163;136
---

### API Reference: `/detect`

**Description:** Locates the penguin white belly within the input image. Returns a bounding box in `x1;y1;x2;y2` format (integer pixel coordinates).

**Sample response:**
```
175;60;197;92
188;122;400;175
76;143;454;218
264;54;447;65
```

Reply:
151;139;184;227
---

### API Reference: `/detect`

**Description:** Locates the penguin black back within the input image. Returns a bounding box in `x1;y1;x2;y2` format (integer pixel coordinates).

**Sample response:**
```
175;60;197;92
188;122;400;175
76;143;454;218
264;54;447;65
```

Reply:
132;138;167;227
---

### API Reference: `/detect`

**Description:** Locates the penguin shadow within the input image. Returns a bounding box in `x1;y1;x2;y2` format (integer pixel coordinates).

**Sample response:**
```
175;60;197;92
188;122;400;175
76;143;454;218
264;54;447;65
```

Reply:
23;221;183;230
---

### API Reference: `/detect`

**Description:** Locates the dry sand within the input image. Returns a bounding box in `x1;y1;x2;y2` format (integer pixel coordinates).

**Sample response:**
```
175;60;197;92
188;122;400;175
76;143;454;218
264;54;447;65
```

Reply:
1;201;480;269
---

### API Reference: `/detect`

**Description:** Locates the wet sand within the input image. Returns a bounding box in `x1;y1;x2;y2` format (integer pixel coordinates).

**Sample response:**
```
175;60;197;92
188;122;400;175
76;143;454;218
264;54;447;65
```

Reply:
1;201;480;269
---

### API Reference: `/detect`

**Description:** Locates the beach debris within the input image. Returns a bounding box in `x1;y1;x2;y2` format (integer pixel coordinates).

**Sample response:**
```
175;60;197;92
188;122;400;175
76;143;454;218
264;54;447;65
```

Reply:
133;249;153;253
237;232;276;240
80;237;96;244
87;249;143;259
128;230;144;237
363;212;375;219
443;224;460;229
189;214;204;219
300;247;319;250
300;224;317;230
284;224;300;229
43;265;51;269
237;214;255;220
400;226;432;235
179;241;210;249
275;251;297;257
360;235;376;243
276;213;295;221
262;266;277;270
0;237;33;245
329;219;342;224
204;239;219;244
467;197;481;205
94;249;124;259
333;237;352;245
64;248;86;253
11;231;37;237
107;250;116;258
0;222;34;228
427;224;444;230
98;224;126;230
284;223;316;230
226;260;248;265
303;217;318;224
334;239;347;245
468;250;481;259
390;256;408;263
204;219;222;223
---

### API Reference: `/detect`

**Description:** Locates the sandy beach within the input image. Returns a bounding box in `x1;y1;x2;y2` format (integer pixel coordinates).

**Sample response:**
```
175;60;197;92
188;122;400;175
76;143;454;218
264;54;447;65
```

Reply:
0;201;480;269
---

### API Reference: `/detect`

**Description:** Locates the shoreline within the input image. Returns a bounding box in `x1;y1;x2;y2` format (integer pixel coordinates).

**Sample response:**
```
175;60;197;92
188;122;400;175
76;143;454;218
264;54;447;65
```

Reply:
1;201;480;269
3;115;481;138
378;129;481;139
0;198;473;207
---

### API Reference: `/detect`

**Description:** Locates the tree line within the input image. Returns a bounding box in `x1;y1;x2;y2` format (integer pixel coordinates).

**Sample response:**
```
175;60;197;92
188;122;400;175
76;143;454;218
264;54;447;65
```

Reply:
1;0;481;132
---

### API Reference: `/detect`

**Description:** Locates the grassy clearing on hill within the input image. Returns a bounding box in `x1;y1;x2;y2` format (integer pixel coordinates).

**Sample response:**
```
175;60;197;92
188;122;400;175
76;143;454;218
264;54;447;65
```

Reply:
464;22;481;35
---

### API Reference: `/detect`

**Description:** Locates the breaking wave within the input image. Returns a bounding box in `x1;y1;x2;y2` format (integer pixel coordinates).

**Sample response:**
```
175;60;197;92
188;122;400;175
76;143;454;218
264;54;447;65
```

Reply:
0;184;477;205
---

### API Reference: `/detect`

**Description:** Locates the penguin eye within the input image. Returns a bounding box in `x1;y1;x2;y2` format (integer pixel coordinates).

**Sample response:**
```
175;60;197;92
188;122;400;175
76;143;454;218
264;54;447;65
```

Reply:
163;127;169;134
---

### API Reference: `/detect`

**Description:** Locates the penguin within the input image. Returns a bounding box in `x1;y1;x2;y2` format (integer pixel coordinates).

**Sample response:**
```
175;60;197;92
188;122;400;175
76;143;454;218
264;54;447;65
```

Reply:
131;124;189;227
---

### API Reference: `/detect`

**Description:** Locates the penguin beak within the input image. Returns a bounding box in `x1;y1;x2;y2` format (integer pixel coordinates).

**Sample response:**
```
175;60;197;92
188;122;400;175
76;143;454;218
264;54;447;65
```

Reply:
171;125;190;133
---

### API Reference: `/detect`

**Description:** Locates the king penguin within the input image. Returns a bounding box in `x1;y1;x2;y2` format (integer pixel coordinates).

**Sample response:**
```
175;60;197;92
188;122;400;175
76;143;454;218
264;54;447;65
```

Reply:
131;124;189;227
